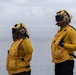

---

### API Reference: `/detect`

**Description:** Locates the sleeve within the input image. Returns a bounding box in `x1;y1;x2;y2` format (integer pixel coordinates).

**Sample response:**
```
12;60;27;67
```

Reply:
22;38;33;62
64;28;76;51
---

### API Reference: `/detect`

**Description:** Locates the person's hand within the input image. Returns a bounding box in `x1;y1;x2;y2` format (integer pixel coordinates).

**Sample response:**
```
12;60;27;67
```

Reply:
59;40;64;47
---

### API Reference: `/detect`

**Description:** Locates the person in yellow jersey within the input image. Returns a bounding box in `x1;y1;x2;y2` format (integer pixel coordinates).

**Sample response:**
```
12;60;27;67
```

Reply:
51;10;76;75
6;23;33;75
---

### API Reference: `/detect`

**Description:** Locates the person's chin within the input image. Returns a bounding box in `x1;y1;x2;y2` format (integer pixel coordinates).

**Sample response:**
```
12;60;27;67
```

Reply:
56;22;60;26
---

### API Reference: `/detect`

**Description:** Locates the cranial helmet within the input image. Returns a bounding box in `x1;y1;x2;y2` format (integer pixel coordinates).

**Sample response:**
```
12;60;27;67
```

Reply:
12;23;29;39
55;10;72;23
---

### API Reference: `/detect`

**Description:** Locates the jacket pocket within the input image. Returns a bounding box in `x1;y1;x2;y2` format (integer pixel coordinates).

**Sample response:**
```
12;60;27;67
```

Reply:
8;59;17;70
54;49;64;60
54;46;65;60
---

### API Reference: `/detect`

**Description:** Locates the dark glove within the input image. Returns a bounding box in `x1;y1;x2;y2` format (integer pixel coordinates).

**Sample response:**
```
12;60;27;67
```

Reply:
59;40;64;47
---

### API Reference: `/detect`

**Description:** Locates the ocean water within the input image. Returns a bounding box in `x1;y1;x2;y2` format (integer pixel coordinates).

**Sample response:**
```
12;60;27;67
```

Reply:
0;27;76;75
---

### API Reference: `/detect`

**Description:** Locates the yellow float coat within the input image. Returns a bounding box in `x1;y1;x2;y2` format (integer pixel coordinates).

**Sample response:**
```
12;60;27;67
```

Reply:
51;25;76;63
6;38;33;74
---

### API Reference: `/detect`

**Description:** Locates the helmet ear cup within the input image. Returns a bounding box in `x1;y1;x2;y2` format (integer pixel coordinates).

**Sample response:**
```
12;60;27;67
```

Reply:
63;15;69;22
19;28;25;35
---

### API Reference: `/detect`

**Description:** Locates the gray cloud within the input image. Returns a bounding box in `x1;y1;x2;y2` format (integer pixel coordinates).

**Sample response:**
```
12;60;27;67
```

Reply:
0;0;76;39
0;0;76;26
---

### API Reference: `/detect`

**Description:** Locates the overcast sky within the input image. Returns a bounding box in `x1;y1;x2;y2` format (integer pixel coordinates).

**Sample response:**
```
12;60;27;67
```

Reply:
0;0;76;39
